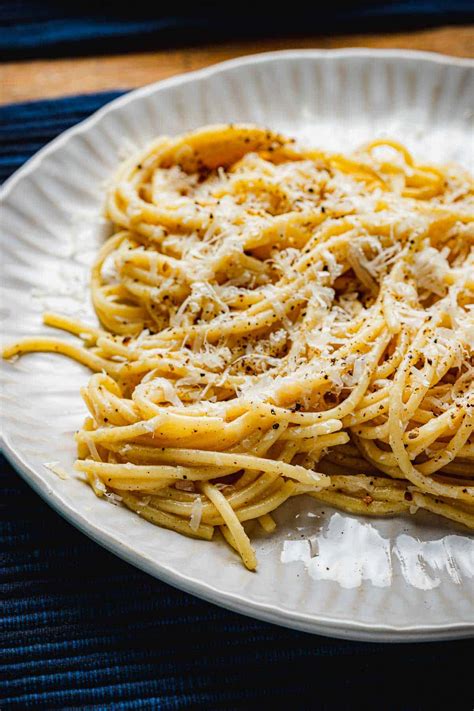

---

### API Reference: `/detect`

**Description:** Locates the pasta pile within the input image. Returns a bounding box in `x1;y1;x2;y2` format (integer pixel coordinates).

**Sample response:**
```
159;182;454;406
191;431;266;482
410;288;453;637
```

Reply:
4;124;474;570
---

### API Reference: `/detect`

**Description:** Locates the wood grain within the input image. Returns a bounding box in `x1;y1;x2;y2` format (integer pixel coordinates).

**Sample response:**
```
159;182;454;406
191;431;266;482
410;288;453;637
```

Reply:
1;26;472;105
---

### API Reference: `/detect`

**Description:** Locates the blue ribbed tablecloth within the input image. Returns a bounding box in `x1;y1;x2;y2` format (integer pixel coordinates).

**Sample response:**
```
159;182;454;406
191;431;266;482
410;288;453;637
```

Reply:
1;93;473;710
1;1;473;60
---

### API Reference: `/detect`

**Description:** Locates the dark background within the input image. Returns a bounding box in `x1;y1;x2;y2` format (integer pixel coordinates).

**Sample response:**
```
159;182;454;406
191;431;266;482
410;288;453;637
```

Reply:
1;2;473;708
1;1;473;59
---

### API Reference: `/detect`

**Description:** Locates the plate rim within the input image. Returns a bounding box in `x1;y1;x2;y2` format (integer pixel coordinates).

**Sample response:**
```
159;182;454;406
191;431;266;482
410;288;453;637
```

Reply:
3;435;474;643
2;48;474;643
1;47;473;200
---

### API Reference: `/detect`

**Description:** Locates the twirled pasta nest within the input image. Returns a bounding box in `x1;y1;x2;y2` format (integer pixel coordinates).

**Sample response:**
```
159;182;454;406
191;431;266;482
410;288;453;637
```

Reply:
5;124;473;569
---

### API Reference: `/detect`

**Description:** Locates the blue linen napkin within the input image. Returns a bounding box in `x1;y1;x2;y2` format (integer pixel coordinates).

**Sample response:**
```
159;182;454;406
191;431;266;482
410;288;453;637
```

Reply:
0;94;472;709
1;1;473;60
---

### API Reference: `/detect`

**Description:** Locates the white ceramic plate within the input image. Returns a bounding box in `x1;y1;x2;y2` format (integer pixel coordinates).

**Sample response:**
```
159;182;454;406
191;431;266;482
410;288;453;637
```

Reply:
1;49;473;642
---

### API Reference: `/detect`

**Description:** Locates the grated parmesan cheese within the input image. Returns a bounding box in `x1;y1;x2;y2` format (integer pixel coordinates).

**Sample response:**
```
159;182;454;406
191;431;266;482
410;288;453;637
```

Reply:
189;496;204;531
43;461;69;480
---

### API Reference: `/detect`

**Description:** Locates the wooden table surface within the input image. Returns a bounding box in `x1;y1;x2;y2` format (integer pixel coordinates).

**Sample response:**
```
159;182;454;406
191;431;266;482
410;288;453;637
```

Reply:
1;26;473;105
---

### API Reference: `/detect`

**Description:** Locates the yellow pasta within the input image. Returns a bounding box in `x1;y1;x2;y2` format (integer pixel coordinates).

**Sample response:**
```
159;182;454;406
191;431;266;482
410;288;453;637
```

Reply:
3;124;473;570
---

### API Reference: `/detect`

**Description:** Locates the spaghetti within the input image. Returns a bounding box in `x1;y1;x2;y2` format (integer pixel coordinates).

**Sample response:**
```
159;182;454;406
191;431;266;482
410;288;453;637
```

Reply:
4;124;474;570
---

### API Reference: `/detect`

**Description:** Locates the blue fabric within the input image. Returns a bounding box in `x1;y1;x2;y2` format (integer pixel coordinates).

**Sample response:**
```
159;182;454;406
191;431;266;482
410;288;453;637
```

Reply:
0;92;124;184
1;94;472;710
1;1;473;60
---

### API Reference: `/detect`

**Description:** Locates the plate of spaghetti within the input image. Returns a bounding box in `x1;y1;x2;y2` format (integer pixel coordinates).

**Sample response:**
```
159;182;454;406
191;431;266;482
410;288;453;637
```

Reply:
1;50;473;641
